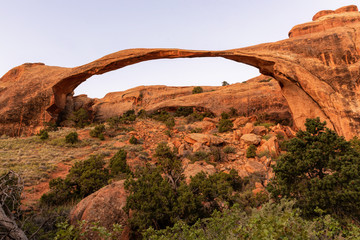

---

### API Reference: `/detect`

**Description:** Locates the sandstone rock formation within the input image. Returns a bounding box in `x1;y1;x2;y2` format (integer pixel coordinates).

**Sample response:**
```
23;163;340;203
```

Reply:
1;5;360;139
70;180;129;239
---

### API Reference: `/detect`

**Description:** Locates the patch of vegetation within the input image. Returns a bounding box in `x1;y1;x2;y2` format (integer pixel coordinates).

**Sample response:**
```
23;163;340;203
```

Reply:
192;86;203;94
70;108;90;128
223;146;236;154
151;111;175;129
38;129;49;140
129;136;138;145
109;149;132;177
259;78;272;83
54;220;123;240
189;151;210;163
218;119;233;133
40;155;110;206
65;132;78;144
246;144;257;158
175;106;194;117
222;81;230;86
90;124;105;140
144;199;360;239
44;121;59;132
268;117;360;221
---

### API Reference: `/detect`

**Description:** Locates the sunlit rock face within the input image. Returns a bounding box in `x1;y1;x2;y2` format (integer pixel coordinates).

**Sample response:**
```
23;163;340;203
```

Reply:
1;5;360;139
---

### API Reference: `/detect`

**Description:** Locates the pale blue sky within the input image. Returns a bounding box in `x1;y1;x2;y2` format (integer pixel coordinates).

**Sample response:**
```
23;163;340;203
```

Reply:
0;0;358;98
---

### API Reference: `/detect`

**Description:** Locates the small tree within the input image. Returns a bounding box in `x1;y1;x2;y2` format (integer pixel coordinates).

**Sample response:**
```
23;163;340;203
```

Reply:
70;108;90;128
192;87;203;94
268;117;360;221
65;132;78;144
246;144;257;158
222;81;230;86
109;149;132;176
90;124;105;140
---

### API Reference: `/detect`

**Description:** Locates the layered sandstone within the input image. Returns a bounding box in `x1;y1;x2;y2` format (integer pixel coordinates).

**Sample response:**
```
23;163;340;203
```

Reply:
92;75;290;123
1;5;360;139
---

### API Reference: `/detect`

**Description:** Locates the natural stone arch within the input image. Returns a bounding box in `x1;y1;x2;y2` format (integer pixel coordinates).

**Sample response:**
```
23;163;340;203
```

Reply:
1;5;360;139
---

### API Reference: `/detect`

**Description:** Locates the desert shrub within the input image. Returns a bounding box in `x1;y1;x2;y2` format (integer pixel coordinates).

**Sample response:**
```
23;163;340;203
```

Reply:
38;129;49;140
229;107;238;117
129;136;138;144
246;144;257;158
65;132;78;144
165;117;175;129
106;116;121;129
222;81;230;86
125;165;245;235
186;111;215;124
221;112;230;120
175;107;194;117
218;119;233;133
90;124;105;140
109;149;132;177
268;117;360;221
210;146;224;162
144;199;360;240
54;220;123;240
40;155;110;206
192;86;203;94
189;151;210;162
121;110;136;123
137;109;148;119
70;108;90;128
44;121;59;132
223;146;236;154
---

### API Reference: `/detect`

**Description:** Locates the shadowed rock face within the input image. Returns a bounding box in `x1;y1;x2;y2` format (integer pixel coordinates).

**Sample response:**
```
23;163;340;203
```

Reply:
1;5;360;139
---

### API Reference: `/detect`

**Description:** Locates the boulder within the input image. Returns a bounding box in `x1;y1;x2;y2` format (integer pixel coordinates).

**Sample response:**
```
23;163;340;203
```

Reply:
241;134;262;145
70;180;128;239
184;133;224;146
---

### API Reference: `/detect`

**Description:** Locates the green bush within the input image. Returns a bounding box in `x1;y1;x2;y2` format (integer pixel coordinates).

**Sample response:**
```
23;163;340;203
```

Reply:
175;107;194;117
90;124;105;140
70;108;90;128
246;144;257;158
189;151;210;162
44;121;59;132
38;129;49;140
223;146;236;154
144;199;360;240
109;149;132;177
165;117;175;129
122;110;136;123
129;136;138;144
65;132;78;144
125;166;245;234
40;155;110;206
268;117;360;221
222;81;230;86
192;86;203;94
221;112;230;120
218;119;233;133
137;109;148;119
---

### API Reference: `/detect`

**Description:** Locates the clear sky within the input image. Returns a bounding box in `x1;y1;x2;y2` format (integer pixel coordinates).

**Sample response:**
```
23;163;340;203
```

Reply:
0;0;358;98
